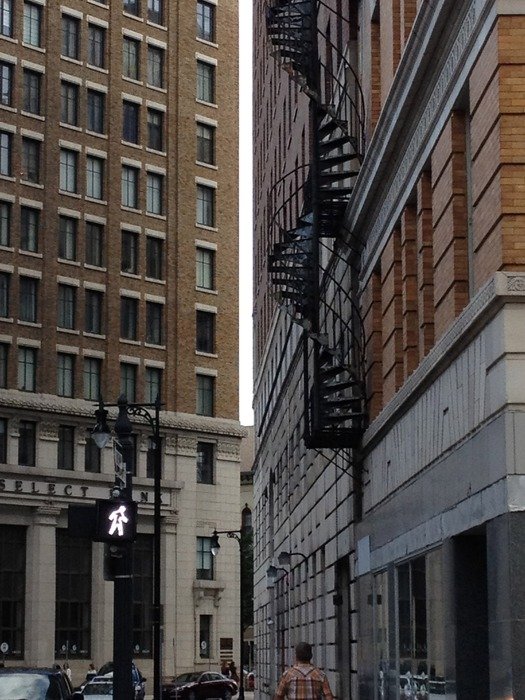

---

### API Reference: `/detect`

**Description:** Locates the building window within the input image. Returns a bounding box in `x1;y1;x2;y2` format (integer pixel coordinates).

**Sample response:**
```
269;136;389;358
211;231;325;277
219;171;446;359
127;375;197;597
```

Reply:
147;108;163;151
123;101;140;144
0;344;7;389
20;206;39;252
196;310;215;353
62;15;80;60
121;230;138;273
123;37;140;80
145;367;161;404
124;0;140;16
85;289;103;335
197;122;215;165
197;442;214;484
21;138;40;183
23;1;41;46
84;437;100;473
146;237;163;280
55;530;91;659
57;354;74;397
18;348;36;392
19;420;36;465
196;184;215;227
121;166;139;209
86;156;104;200
199;615;211;658
87;90;105;134
0;61;12;106
0;131;12;176
88;24;105;68
0;201;9;246
121;297;138;340
196;374;214;416
0;418;6;461
120;363;136;402
60;81;79;126
147;0;163;25
197;60;215;103
60;148;78;193
196;247;215;289
57;425;75;469
85;222;103;267
0;0;13;37
196;537;214;580
133;535;153;656
146;172;163;215
0;271;8;317
83;357;101;401
146;301;163;345
58;216;77;261
197;1;215;42
0;526;26;657
147;46;164;88
19;276;38;323
23;70;41;115
57;284;76;330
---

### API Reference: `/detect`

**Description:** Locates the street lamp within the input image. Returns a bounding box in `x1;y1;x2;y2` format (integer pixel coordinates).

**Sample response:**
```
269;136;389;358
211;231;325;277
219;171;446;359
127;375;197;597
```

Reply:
92;395;163;700
210;521;252;700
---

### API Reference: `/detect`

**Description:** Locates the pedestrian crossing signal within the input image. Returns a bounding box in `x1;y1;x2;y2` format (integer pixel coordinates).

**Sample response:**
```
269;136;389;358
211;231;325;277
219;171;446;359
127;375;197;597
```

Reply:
94;499;137;543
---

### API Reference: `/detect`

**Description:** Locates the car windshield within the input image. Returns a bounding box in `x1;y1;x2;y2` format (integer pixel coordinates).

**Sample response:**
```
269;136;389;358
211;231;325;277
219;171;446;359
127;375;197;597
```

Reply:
175;673;201;685
0;673;60;700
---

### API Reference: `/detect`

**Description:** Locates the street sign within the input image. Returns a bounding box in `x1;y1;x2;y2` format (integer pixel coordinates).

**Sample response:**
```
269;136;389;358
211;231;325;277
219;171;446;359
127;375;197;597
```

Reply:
94;499;137;543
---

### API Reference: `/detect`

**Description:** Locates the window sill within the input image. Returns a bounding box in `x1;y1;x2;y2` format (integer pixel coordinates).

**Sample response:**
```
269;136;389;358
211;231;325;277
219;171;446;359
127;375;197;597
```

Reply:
84;332;106;339
120;338;141;346
146;212;166;220
21;42;45;53
20;180;44;189
0;317;13;323
196;99;218;110
59;190;81;199
84;264;107;272
144;342;165;350
123;11;143;22
196;287;218;295
0;105;16;113
196;351;218;359
57;328;80;335
0;175;15;183
146;147;166;156
87;65;109;74
196;38;219;49
121;272;141;280
86;129;107;139
85;197;107;205
121;206;142;214
58;258;81;266
0;246;14;252
145;277;166;285
196;161;218;171
146;20;167;31
19;250;42;259
88;0;109;9
121;140;142;149
0;36;17;45
61;56;83;66
195;223;218;233
60;122;82;132
146;84;167;94
21;111;45;120
18;320;41;328
122;76;143;87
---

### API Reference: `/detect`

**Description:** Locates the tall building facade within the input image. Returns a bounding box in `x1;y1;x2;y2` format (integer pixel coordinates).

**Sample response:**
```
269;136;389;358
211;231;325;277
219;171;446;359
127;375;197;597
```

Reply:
254;0;525;698
0;0;241;685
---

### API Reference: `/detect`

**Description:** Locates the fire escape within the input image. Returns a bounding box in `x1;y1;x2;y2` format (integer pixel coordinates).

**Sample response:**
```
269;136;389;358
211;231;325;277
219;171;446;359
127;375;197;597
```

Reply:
266;0;367;448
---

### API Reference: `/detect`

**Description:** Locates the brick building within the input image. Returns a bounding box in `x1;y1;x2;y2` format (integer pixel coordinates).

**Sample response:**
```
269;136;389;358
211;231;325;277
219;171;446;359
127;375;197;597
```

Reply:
253;0;525;697
0;0;242;685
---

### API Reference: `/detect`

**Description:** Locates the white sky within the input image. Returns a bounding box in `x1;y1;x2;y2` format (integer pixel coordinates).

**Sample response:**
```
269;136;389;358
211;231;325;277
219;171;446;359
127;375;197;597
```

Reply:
238;2;254;426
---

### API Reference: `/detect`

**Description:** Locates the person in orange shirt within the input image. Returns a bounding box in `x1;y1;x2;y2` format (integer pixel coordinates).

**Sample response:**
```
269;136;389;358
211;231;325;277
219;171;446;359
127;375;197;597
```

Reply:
274;642;334;700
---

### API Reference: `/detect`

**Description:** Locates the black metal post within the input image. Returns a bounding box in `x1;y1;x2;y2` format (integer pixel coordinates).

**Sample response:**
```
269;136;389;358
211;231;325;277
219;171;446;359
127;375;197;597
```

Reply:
239;532;245;700
113;396;134;700
152;395;162;700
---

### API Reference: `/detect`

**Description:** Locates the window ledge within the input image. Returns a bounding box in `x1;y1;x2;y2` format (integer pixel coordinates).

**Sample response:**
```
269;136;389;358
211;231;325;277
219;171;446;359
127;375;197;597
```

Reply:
57;328;80;335
120;338;141;346
121;140;143;149
121;272;141;280
0;246;14;252
146;84;167;94
0;317;13;323
85;197;107;205
146;20;167;31
123;11;143;22
146;148;166;156
58;258;81;266
121;206;142;214
21;42;45;53
0;105;16;113
60;122;82;131
146;212;166;220
144;342;165;350
196;351;218;359
20;180;44;189
20;111;45;120
195;224;218;233
61;56;83;66
196;38;219;49
84;332;106;339
86;130;107;139
87;65;109;74
122;77;143;87
193;579;224;592
0;36;17;45
0;175;15;183
84;264;107;272
18;321;41;328
196;287;218;295
59;190;81;199
145;277;166;285
196;98;218;109
19;250;42;259
196;161;218;171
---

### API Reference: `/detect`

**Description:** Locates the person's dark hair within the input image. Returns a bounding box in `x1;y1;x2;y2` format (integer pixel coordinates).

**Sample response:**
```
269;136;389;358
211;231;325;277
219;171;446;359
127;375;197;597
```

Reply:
295;642;313;663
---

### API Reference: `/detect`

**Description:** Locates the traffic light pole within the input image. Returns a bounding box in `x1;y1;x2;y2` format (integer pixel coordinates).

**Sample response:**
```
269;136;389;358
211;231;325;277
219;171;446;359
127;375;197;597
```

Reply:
112;398;134;700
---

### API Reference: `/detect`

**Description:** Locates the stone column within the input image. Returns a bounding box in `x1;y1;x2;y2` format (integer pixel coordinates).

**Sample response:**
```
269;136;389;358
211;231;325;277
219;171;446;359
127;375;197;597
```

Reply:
25;504;60;665
162;511;178;676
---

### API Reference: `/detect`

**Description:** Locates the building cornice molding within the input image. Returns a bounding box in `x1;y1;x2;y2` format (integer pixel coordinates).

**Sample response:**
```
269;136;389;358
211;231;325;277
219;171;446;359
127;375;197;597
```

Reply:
0;390;246;440
363;272;525;450
348;0;499;285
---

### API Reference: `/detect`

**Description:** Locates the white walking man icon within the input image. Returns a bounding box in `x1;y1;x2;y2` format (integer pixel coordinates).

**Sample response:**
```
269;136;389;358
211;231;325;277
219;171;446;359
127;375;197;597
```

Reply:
108;504;129;537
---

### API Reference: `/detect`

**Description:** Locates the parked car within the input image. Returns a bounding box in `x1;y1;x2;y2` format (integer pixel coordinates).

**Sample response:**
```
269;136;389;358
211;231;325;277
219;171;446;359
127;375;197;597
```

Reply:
0;666;74;699
162;671;238;699
77;677;113;698
97;662;145;699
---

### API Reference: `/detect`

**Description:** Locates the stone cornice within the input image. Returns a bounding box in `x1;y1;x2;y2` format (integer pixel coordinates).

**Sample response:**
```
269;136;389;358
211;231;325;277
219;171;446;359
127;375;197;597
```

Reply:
363;272;525;451
0;390;246;439
347;0;496;285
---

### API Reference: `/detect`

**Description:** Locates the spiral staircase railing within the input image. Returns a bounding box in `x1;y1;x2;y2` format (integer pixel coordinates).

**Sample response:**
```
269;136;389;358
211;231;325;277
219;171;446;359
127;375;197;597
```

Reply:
266;0;367;448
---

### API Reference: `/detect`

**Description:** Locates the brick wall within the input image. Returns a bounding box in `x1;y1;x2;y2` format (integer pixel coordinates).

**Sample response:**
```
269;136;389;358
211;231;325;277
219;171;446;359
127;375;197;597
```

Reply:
381;230;403;404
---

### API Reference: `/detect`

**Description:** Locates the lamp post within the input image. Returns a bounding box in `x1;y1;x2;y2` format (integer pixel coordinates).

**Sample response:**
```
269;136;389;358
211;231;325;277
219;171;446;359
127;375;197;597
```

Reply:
92;395;163;700
210;523;252;700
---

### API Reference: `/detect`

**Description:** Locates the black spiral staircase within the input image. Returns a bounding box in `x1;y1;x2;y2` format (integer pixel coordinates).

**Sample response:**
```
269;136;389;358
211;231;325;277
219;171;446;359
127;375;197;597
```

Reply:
266;0;367;448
